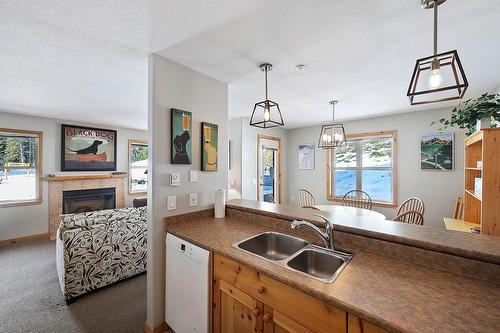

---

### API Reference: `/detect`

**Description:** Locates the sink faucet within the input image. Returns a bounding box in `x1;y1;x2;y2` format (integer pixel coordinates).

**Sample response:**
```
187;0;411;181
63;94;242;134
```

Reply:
290;213;335;250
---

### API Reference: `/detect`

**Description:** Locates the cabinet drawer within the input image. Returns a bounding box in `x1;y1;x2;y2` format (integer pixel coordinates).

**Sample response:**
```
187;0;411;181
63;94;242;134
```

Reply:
213;253;346;333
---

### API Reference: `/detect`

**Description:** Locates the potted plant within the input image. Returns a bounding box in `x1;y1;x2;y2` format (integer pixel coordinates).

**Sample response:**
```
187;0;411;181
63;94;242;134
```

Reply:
432;93;500;135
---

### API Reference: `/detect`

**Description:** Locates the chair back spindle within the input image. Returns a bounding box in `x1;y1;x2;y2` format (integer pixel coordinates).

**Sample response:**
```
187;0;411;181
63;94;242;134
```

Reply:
342;190;373;210
291;189;316;208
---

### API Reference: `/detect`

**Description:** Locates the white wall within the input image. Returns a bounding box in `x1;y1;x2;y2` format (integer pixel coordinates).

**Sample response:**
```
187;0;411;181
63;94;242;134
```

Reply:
0;111;147;241
147;54;228;328
286;107;466;228
235;117;289;203
228;117;242;199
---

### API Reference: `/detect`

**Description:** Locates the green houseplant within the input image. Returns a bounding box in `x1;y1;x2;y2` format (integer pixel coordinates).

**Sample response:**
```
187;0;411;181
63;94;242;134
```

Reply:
432;93;500;135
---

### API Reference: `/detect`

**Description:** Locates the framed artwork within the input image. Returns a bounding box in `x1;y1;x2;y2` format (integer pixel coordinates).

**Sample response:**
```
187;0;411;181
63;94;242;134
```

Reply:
61;124;117;171
171;108;192;164
201;122;218;171
420;133;454;171
298;144;315;170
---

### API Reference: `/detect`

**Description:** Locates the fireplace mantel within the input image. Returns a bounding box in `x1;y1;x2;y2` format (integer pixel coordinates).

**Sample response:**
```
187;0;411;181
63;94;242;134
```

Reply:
43;174;127;182
47;174;126;239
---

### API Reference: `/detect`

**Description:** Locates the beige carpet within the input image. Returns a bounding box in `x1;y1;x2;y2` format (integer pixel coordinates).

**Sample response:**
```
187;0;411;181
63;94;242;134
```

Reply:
0;238;147;333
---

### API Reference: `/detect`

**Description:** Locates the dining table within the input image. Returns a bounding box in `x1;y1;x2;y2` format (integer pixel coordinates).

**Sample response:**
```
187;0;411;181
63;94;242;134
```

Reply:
313;204;386;224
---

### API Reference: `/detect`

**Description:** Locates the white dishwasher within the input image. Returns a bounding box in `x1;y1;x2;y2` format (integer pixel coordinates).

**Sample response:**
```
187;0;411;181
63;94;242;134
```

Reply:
166;233;210;333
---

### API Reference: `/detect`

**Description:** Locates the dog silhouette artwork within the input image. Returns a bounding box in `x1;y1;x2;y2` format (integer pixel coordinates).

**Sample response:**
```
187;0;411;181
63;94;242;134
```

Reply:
66;140;103;155
172;130;191;164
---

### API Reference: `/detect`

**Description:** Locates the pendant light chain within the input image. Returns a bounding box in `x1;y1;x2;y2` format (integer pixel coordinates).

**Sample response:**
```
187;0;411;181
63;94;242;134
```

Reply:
433;3;438;56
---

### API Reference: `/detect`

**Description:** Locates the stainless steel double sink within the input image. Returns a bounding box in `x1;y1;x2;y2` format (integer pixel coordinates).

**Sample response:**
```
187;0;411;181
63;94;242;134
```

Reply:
233;231;353;283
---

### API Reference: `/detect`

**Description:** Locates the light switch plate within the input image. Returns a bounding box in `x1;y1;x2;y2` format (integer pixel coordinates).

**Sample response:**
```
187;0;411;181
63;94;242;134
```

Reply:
170;173;180;186
189;192;198;207
189;170;198;183
167;196;176;210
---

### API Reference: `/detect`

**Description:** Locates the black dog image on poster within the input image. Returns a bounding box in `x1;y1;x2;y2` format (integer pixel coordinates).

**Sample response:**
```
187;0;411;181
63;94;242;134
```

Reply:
172;131;191;164
66;140;103;154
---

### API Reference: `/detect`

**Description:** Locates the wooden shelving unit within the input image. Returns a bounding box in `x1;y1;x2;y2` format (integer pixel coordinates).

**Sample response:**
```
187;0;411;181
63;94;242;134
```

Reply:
463;128;500;236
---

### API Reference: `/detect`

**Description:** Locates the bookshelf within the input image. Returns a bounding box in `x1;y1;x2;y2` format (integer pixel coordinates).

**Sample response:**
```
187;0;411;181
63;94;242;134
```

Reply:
463;128;500;236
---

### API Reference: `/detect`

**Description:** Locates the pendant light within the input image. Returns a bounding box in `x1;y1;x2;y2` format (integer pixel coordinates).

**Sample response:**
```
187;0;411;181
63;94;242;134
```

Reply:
318;100;346;149
249;63;284;128
407;0;468;105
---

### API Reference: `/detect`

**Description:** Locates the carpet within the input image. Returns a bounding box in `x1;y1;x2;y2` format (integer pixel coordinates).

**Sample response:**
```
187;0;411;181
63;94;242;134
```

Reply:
0;238;147;333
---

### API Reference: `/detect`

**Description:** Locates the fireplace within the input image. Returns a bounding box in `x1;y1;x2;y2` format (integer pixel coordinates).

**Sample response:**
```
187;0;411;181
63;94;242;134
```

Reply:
63;187;116;214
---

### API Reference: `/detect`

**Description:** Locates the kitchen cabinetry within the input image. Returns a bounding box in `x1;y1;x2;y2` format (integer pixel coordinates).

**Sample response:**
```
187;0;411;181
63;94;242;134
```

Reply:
213;253;389;333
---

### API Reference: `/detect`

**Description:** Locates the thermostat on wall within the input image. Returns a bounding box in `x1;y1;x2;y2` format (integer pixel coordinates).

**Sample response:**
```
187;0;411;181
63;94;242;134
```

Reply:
170;173;180;186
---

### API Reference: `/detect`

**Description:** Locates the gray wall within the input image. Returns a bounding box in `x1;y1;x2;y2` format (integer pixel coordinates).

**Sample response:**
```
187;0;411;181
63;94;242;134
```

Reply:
286;107;466;228
0;111;147;241
147;54;228;328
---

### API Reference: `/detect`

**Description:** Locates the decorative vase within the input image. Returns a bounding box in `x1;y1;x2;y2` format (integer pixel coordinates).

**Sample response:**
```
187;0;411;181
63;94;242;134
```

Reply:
476;117;492;131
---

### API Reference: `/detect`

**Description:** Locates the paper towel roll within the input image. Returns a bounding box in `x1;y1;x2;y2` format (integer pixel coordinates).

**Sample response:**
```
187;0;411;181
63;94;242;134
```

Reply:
214;189;226;218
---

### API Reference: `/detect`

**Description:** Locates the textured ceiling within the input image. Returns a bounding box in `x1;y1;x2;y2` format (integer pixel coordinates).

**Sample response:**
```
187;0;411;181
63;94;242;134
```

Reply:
1;1;500;129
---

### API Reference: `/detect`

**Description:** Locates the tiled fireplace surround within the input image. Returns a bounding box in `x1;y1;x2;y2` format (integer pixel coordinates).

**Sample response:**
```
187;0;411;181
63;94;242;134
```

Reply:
46;175;126;239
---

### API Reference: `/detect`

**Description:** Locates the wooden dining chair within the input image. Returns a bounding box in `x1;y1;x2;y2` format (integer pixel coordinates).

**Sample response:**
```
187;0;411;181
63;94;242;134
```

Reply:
291;189;316;208
342;190;373;210
393;210;424;225
397;197;425;220
453;197;463;219
265;194;275;204
303;205;320;210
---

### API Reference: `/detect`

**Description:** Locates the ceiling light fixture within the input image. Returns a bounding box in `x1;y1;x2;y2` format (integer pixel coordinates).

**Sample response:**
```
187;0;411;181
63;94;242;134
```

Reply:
249;63;284;128
318;100;346;149
407;0;468;105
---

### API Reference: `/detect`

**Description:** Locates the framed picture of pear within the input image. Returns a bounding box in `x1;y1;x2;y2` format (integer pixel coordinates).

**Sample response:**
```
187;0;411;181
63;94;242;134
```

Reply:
201;122;218;171
171;108;192;164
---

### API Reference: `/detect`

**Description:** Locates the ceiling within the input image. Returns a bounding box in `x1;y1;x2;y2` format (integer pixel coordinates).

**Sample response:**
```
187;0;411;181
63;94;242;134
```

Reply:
1;1;500;130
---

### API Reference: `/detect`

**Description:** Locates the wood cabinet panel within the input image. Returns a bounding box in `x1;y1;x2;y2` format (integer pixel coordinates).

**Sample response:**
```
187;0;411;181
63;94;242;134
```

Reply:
348;314;389;333
214;253;346;333
263;305;314;333
214;278;263;333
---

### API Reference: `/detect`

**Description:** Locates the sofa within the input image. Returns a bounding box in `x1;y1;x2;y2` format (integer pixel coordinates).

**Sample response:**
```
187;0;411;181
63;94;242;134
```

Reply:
56;207;147;301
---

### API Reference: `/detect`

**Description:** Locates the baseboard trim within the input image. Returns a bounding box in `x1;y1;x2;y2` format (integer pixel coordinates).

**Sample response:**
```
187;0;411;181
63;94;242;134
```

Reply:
144;321;167;333
0;232;49;247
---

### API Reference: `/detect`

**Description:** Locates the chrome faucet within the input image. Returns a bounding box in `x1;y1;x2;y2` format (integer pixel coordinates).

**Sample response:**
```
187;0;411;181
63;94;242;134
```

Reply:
290;213;335;250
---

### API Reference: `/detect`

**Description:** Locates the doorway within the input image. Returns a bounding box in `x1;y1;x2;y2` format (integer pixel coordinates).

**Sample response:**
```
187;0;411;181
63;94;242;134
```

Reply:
257;135;281;203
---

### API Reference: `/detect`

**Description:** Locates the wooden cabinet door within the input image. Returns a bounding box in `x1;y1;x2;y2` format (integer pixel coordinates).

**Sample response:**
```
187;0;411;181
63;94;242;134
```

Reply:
263;305;314;333
213;278;263;333
348;314;389;333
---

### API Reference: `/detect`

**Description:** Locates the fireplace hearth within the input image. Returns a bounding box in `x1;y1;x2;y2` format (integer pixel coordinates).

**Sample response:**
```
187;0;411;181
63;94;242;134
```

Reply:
63;187;116;214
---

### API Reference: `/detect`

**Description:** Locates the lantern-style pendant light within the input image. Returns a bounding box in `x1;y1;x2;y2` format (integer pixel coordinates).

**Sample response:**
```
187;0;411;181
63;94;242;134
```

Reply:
318;100;346;149
407;0;468;105
249;63;284;128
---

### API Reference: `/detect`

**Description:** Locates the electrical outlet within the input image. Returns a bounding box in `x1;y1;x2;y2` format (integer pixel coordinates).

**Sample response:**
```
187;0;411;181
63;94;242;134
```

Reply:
167;196;176;210
189;192;198;207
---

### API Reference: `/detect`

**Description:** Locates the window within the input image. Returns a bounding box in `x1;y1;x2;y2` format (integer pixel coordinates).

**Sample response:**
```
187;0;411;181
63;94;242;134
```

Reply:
328;131;397;206
0;128;43;206
129;140;148;194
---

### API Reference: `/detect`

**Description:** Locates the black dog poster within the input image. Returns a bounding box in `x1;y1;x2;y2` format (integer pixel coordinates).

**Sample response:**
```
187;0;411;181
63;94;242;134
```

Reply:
61;124;117;171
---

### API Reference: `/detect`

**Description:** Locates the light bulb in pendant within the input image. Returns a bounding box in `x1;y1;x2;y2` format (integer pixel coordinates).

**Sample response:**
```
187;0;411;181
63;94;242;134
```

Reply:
264;108;270;121
428;68;443;89
322;133;328;143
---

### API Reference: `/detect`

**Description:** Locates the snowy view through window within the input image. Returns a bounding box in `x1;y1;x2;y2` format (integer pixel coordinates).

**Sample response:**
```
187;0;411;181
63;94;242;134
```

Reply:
333;136;393;203
0;133;39;202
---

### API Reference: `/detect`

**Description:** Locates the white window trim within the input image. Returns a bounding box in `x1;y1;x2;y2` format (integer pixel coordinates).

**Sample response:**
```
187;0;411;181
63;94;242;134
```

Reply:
327;130;398;208
128;140;148;195
0;128;43;208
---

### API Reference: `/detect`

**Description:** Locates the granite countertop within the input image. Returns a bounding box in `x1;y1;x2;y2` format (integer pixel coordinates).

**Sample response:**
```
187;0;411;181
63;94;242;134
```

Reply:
227;199;500;264
166;216;500;333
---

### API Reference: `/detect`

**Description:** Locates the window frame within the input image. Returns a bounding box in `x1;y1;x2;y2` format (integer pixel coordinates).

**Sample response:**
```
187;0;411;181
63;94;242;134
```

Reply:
327;130;398;208
0;128;43;208
128;139;148;195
